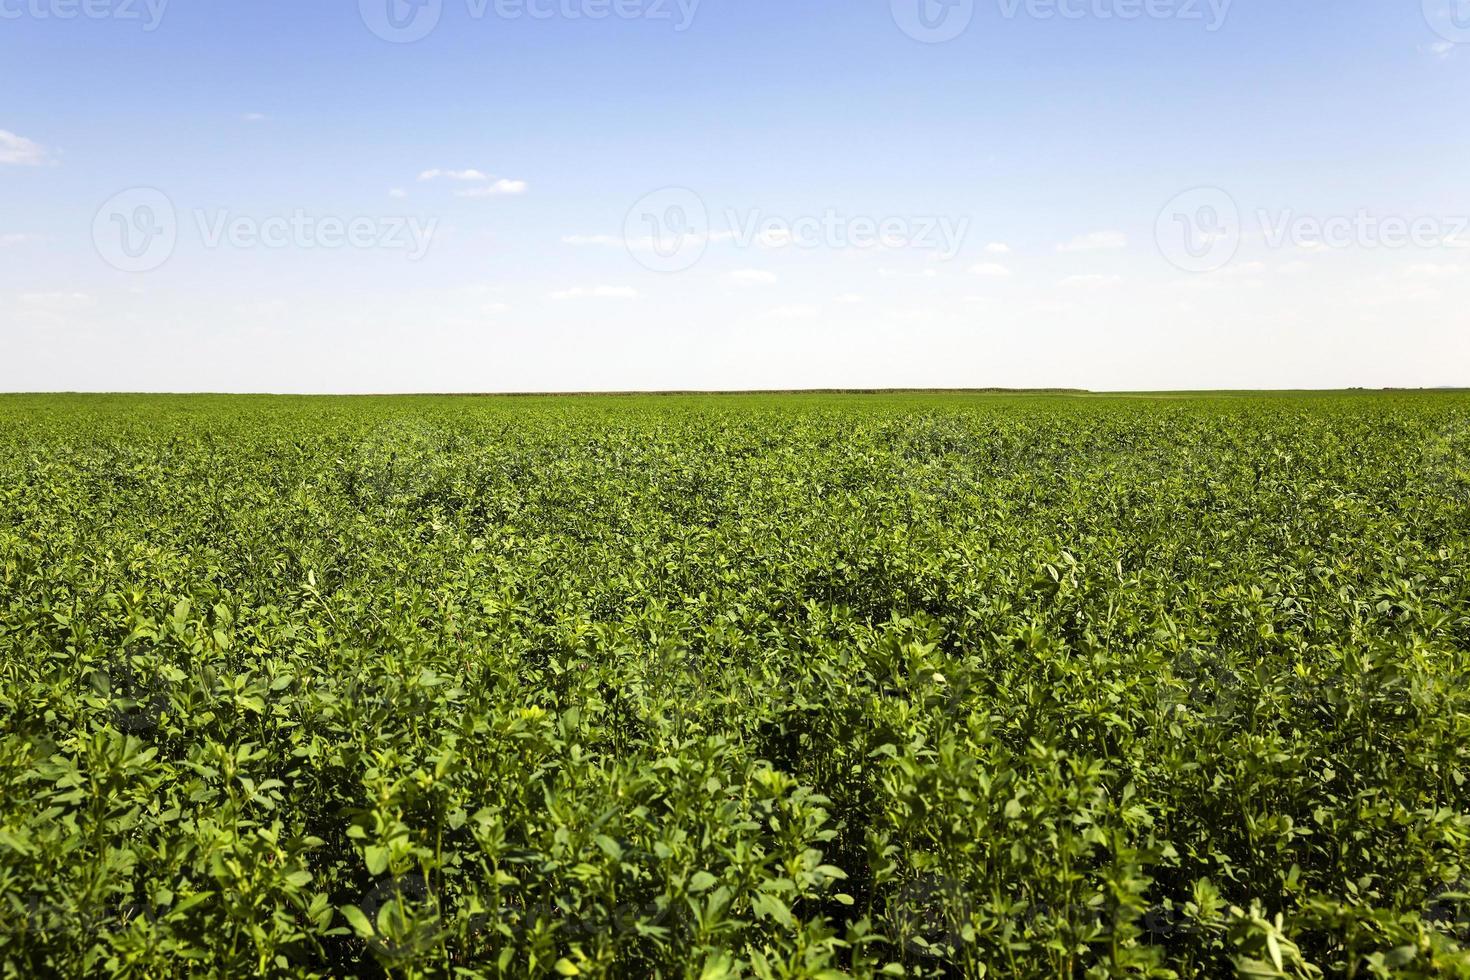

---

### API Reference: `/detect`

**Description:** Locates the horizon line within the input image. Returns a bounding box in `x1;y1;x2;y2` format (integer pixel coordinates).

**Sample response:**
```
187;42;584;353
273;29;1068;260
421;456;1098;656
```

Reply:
3;387;1469;398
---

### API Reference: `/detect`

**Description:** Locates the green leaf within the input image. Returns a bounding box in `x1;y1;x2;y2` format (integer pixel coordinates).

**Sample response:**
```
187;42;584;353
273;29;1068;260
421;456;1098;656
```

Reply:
340;905;374;939
363;846;390;875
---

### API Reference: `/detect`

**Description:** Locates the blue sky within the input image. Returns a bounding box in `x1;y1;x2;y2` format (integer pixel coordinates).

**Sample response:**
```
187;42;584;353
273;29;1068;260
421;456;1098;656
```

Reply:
2;0;1468;391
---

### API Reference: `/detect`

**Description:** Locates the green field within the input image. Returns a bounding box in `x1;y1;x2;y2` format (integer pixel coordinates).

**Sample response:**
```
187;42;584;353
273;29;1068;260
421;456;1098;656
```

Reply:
2;392;1469;978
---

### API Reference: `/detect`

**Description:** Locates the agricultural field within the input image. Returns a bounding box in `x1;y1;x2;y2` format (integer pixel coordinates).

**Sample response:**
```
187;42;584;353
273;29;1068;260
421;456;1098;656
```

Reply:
2;391;1470;979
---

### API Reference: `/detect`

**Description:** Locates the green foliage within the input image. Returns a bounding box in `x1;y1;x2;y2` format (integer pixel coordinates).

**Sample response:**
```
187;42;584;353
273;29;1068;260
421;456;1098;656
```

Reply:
1;391;1468;978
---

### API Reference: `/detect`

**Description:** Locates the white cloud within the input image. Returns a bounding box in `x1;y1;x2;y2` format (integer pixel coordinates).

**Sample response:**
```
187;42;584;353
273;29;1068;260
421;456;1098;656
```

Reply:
20;291;95;310
549;285;640;301
0;130;47;166
1426;41;1455;59
1057;231;1128;252
415;169;528;195
242;112;268;123
389;188;408;199
456;179;528;198
0;233;34;247
984;242;1011;254
586;229;739;252
835;293;866;304
765;304;820;320
1404;263;1462;282
970;262;1013;278
730;269;778;284
1059;274;1123;289
10;290;94;331
879;268;938;280
562;234;624;247
419;169;493;182
1178;261;1268;292
483;301;511;315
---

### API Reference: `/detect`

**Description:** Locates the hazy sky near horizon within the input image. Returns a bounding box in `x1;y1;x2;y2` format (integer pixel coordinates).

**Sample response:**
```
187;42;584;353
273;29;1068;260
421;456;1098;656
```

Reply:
2;0;1468;392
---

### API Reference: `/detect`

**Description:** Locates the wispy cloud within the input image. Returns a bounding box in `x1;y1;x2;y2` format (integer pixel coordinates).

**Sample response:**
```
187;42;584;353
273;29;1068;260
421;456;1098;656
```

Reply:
984;242;1011;254
568;229;738;251
970;262;1013;278
730;269;778;284
562;234;623;247
1404;263;1462;282
20;291;95;311
455;179;528;198
418;169;493;182
765;304;820;320
1059;274;1123;289
416;169;528;196
1057;231;1127;252
242;112;268;123
549;285;640;301
0;130;48;166
0;233;34;247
